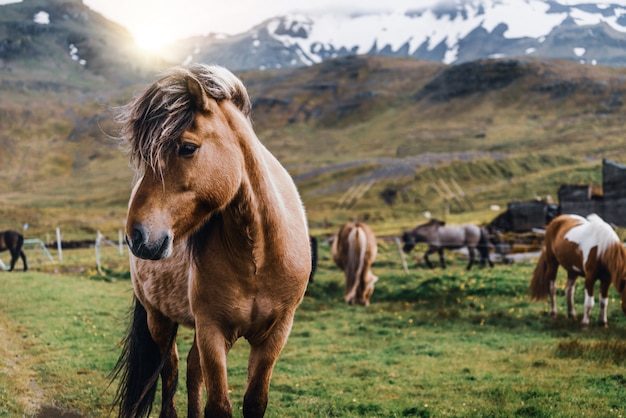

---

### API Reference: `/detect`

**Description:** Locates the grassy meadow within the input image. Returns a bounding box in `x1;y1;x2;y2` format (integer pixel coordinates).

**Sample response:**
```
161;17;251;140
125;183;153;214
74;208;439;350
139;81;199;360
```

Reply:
1;240;626;417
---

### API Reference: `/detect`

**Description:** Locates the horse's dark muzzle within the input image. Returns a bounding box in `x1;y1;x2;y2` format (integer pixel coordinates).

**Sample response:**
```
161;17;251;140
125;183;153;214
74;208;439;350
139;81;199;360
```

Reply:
126;224;171;260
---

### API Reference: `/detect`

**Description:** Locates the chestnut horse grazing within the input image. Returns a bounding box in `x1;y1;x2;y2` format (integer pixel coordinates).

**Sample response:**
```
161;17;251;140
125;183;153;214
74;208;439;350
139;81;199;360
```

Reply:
111;64;311;417
0;230;27;271
331;222;378;306
530;213;626;327
401;219;493;270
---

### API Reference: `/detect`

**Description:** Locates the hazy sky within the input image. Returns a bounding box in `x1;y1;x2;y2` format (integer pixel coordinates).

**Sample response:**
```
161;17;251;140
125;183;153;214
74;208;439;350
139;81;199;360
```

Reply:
4;0;626;51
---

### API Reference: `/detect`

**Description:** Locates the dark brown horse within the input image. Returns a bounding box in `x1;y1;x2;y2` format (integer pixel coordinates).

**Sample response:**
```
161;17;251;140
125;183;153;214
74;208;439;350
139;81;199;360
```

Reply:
401;219;493;270
530;213;626;327
0;230;27;271
111;64;311;417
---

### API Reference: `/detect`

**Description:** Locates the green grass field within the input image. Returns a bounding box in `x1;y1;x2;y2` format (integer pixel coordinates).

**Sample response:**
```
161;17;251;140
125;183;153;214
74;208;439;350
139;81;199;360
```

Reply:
1;242;626;417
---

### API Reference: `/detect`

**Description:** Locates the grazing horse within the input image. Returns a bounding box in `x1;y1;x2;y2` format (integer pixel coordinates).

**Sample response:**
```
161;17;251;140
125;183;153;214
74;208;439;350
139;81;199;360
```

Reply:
529;213;626;327
0;230;27;272
331;222;378;306
111;64;311;418
401;219;493;270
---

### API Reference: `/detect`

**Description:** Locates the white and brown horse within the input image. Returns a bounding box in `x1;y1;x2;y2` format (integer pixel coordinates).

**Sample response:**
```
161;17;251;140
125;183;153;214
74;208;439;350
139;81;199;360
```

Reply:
530;213;626;327
331;222;378;306
401;219;493;270
111;64;311;417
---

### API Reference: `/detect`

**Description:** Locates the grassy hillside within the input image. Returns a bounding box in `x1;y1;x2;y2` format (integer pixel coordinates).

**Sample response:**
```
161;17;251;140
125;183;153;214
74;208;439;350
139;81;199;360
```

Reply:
0;53;624;241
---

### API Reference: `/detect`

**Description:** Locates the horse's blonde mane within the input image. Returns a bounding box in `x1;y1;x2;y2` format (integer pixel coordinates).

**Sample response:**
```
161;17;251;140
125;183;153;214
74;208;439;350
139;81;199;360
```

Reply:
116;64;252;177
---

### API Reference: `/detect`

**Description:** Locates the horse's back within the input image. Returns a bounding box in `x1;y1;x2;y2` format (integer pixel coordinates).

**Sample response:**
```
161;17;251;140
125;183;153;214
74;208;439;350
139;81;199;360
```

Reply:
437;224;480;247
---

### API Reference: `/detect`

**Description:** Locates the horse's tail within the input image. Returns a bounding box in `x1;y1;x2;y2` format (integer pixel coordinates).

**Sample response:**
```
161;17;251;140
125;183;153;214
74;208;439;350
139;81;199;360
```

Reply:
110;296;178;418
345;226;367;304
529;251;551;300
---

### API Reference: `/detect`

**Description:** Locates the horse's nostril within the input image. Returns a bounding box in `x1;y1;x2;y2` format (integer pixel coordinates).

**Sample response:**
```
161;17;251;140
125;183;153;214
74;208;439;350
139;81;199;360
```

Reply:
129;225;147;250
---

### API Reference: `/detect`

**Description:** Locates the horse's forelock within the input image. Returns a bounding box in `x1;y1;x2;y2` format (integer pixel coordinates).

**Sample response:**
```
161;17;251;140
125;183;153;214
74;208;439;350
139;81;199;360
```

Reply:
118;64;252;175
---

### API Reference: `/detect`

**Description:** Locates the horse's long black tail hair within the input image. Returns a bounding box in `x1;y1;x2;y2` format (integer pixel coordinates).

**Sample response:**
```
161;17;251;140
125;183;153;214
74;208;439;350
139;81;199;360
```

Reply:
110;296;178;418
309;235;318;283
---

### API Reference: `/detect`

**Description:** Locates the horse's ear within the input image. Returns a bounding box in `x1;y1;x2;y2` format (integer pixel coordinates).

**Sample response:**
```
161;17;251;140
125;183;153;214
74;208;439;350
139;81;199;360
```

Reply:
186;76;211;111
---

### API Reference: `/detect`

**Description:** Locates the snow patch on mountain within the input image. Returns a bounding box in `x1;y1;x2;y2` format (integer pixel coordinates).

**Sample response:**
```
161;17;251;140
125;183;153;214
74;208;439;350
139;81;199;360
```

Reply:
266;0;609;64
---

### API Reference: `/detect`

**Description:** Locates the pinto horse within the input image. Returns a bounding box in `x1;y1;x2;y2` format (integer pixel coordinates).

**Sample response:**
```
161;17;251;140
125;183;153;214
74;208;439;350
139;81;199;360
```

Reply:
0;230;27;272
111;64;311;418
401;219;493;270
331;222;378;306
530;213;626;327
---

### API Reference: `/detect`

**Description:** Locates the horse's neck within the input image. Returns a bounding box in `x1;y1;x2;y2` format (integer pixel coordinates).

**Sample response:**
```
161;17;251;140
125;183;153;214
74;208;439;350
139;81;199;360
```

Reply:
222;140;300;256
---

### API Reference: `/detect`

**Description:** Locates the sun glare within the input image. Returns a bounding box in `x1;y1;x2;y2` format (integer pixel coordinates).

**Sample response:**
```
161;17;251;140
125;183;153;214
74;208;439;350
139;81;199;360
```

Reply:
132;28;171;53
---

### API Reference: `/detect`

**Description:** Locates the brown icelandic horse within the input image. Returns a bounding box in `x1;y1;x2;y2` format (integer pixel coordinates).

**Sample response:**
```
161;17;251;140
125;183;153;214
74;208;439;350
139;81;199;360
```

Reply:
530;213;626;327
331;222;378;306
0;230;27;271
401;219;493;270
111;64;311;418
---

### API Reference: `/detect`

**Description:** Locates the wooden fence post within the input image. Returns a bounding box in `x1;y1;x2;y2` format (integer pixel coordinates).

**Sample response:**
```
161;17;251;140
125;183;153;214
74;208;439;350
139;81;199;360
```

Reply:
394;237;409;274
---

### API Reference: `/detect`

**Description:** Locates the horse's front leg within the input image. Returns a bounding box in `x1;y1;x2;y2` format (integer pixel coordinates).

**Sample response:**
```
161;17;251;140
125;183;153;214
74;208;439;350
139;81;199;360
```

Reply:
245;317;294;418
195;323;233;418
466;246;476;271
146;313;179;418
187;334;203;418
582;276;596;327
565;272;578;319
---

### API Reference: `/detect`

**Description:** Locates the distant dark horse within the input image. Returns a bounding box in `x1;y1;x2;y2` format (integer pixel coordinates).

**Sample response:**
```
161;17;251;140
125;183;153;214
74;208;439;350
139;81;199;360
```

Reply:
401;219;493;270
0;230;27;272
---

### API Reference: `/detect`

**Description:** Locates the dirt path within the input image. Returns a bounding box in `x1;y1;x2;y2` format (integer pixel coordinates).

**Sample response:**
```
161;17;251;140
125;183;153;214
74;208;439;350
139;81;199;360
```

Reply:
0;315;45;416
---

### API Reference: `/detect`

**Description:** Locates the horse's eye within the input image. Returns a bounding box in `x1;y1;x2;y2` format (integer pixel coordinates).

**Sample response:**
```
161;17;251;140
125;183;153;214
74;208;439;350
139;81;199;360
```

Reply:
178;143;198;157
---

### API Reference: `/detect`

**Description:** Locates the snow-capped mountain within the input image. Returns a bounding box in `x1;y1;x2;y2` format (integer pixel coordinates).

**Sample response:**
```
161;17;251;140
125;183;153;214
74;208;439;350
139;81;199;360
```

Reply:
163;0;626;71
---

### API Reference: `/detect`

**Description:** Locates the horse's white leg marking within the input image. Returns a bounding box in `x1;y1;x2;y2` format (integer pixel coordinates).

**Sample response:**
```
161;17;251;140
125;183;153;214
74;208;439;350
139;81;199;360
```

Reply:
549;280;557;318
565;279;576;318
599;296;609;326
582;289;594;326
